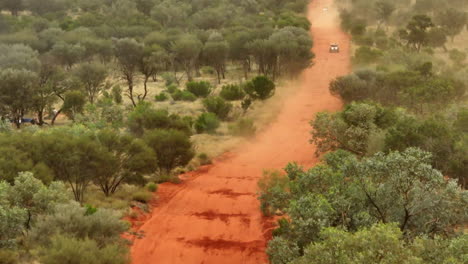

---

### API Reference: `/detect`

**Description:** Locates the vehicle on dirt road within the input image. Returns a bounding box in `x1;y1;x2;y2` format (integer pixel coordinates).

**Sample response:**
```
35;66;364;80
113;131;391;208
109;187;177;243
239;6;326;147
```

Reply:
329;43;339;53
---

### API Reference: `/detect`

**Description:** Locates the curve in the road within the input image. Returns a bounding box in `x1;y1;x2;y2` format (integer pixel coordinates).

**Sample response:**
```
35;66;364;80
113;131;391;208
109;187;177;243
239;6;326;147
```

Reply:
130;0;350;263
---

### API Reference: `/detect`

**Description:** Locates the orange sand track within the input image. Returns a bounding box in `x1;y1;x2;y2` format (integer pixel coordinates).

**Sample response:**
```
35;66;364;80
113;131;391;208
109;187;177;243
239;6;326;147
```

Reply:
130;0;350;263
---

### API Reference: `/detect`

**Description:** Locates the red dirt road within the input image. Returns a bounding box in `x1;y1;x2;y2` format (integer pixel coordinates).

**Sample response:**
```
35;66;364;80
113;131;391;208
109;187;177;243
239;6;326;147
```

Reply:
130;0;350;263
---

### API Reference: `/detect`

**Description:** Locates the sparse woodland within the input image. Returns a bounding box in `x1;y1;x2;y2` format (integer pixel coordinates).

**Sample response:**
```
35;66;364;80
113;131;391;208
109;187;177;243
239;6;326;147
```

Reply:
261;0;468;263
0;0;314;262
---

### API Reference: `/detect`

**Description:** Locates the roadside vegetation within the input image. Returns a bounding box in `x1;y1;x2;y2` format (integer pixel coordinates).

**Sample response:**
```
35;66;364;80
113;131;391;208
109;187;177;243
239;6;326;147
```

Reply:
261;0;468;263
0;0;314;263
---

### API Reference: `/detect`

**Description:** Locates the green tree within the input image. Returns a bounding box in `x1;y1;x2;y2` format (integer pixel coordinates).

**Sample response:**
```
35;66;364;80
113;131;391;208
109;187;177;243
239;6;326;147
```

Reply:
292;224;419;264
244;75;276;100
0;69;38;128
202;96;232;120
194;112;220;134
93;129;157;196
375;1;395;30
50;42;85;69
143;129;194;174
203;32;229;83
62;90;86;121
435;9;467;42
113;38;144;107
399;15;434;51
127;102;191;136
0;0;24;16
171;34;203;81
73;62;108;104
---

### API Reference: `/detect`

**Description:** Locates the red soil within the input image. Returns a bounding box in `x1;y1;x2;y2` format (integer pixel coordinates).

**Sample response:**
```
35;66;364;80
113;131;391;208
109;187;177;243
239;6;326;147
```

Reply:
130;0;350;263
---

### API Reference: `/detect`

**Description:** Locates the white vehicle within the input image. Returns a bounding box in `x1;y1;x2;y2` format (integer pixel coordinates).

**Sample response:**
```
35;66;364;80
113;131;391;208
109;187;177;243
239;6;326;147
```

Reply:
329;43;339;53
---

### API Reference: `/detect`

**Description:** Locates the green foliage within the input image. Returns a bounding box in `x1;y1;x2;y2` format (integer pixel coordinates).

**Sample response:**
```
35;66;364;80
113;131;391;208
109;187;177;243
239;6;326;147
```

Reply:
220;84;245;101
0;249;17;264
264;148;467;263
202;96;232;120
194;112;220;134
292;224;419;264
127;102;192;136
31;202;128;247
154;92;169;102
63;90;86;121
143;129;194;173
185;81;212;98
145;182;158;192
310;103;396;156
244;76;275;100
353;46;383;65
399;15;434;51
229;118;256;137
197;153;211;166
131;190;152;203
0;172;67;247
37;235;129;264
258;170;290;216
171;89;197;102
93;129;157;196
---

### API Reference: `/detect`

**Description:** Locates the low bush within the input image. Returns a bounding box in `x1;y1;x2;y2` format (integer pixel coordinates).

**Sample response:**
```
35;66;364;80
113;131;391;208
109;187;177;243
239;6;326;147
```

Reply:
202;96;232;120
244;76;275;100
229;118;256;137
186;81;212;97
194;112;220;134
38;235;129;264
131;190;153;203
145;182;158;192
165;84;178;94
197;153;212;165
172;90;197;102
0;249;18;264
155;92;169;102
30;202;129;247
220;84;245;101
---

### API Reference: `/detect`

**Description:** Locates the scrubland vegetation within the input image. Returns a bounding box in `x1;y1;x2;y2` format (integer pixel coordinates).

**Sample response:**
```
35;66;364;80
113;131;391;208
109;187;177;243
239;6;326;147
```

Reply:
261;0;468;263
0;0;314;263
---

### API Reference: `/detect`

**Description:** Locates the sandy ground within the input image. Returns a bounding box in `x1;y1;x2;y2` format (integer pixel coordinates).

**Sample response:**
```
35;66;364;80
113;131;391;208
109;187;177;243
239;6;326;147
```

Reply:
130;0;350;263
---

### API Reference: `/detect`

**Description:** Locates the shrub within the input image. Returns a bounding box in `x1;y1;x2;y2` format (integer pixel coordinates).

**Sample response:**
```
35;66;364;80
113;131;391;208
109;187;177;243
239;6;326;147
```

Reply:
202;96;232;120
155;92;169;102
172;90;197;101
111;85;123;104
127;102;192;135
143;129;195;173
220;84;246;101
0;249;18;264
244;76;275;100
229;118;256;137
353;46;383;65
186;81;212;97
197;153;212;165
165;84;178;94
194;112;220;134
161;72;176;86
131;190;152;203
38;235;129;264
145;182;158;192
30;202;129;247
258;170;290;216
